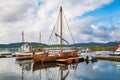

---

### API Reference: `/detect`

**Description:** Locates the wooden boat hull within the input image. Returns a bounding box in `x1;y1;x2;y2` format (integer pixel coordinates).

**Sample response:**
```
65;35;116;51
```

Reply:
15;52;33;60
15;51;44;60
16;55;32;60
59;51;79;59
33;54;59;63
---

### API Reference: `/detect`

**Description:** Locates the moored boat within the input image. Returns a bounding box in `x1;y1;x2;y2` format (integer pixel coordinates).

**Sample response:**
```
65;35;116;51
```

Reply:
79;48;97;61
33;53;59;63
16;43;44;60
15;31;44;60
109;41;120;56
33;6;79;63
15;43;33;60
79;48;91;56
109;47;120;56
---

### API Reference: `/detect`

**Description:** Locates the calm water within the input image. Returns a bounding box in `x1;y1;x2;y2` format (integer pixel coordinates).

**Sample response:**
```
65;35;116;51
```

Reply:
0;52;120;80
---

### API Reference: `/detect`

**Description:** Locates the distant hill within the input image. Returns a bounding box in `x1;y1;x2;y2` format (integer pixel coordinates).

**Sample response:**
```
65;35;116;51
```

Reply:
0;42;47;48
74;42;118;47
0;41;118;48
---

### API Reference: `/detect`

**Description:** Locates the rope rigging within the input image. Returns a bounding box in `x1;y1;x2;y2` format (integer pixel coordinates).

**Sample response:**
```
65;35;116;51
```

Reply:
48;11;60;45
48;7;78;50
63;11;78;50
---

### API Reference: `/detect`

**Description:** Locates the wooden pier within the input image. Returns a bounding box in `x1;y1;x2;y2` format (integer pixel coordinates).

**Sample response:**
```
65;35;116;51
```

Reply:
56;57;84;64
0;53;15;58
97;56;120;62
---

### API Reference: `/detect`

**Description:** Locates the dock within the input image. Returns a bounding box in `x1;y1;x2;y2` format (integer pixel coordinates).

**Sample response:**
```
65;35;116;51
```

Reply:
97;56;120;62
0;53;15;58
56;57;84;64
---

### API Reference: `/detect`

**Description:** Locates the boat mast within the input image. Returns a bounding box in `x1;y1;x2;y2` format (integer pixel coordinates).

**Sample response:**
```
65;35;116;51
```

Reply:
22;31;24;52
60;6;62;53
39;32;41;43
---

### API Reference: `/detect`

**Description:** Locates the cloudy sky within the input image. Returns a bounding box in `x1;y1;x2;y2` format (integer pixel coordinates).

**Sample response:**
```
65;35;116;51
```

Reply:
0;0;120;44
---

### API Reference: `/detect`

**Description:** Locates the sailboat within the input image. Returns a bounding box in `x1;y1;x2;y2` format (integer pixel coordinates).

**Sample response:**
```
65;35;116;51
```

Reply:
33;6;79;63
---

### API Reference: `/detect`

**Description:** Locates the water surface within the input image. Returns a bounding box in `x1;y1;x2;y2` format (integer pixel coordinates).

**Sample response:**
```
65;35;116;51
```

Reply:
0;52;120;80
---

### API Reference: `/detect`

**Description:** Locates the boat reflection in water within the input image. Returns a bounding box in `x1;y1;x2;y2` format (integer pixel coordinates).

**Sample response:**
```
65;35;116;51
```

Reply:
1;56;120;80
85;59;98;65
33;62;81;80
15;59;33;70
115;62;120;68
15;59;83;80
15;59;33;80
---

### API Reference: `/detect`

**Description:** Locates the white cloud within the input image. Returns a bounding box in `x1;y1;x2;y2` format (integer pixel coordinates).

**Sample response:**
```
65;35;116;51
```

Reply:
0;0;115;44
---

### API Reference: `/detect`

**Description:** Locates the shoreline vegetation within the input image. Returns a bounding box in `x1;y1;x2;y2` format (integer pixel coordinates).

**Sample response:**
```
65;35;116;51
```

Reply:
0;41;118;52
0;46;118;52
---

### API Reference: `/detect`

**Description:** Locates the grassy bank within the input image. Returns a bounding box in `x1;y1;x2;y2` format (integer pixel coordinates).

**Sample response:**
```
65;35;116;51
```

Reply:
33;46;118;51
70;46;117;51
0;46;118;52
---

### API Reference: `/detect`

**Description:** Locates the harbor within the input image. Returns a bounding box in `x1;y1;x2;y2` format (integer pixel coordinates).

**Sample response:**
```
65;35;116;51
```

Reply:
0;0;120;80
1;46;120;80
0;39;120;80
1;51;120;80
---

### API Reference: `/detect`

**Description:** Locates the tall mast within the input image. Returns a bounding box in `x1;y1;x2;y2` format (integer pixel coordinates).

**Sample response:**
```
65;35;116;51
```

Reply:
39;32;41;43
22;31;24;52
60;6;63;53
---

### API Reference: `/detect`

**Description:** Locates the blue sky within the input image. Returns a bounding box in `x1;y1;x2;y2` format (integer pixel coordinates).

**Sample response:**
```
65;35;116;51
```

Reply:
80;0;120;18
0;0;120;44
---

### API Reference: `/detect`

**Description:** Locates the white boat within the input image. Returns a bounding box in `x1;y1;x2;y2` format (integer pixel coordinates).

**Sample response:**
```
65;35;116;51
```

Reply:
109;47;120;56
79;48;91;56
16;31;44;60
79;48;97;61
109;41;120;56
15;44;44;60
15;43;33;60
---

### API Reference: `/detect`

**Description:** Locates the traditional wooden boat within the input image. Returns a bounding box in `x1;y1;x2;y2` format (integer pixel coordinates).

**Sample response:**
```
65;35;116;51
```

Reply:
33;6;79;63
33;53;59;63
15;43;33;60
15;31;33;60
16;45;44;60
15;32;44;60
